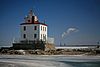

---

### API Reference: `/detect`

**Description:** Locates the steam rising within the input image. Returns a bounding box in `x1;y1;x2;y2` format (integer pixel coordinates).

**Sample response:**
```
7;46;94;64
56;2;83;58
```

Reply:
62;27;78;38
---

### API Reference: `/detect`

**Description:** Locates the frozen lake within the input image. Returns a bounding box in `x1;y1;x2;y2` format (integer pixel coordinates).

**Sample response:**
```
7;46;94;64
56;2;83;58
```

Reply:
0;55;100;67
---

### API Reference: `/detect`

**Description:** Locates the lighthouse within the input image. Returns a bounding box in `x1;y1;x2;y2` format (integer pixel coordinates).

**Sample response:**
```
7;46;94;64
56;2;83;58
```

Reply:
12;9;54;50
20;10;47;42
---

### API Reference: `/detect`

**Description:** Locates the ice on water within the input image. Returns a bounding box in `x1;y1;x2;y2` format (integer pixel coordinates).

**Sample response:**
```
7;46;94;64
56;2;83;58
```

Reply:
0;55;100;67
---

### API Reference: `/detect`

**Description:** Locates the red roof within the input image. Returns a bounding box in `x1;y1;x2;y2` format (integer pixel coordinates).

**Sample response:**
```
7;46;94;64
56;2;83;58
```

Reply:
20;21;48;26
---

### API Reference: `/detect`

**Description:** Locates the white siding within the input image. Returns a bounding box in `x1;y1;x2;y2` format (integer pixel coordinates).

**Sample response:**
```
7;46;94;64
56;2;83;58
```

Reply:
20;24;39;41
39;25;47;41
20;24;47;41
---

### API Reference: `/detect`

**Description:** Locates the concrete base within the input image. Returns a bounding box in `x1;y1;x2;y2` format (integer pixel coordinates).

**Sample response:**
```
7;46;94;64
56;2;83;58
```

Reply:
12;40;55;50
12;40;45;50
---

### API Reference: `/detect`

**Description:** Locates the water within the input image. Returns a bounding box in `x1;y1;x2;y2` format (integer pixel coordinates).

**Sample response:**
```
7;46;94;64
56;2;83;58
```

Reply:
0;55;100;67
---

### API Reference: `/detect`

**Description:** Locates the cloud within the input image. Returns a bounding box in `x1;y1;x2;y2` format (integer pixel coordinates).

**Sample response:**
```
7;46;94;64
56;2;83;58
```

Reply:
62;27;78;38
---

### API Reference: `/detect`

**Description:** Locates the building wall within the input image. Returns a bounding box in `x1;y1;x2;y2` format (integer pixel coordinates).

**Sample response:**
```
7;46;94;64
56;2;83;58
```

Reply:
20;24;39;41
39;25;47;41
20;24;47;41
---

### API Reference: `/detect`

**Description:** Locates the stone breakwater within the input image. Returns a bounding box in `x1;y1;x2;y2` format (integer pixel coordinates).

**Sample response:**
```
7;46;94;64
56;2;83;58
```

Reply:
0;48;100;55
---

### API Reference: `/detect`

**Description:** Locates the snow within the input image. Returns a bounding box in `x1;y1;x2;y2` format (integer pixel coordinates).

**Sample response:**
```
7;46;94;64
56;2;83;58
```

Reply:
0;55;100;67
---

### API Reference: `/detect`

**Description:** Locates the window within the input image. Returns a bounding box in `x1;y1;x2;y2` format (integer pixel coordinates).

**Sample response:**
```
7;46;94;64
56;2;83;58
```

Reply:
41;34;42;39
34;34;37;38
23;34;26;38
23;26;26;31
34;26;37;30
45;35;46;37
41;26;42;31
45;27;46;31
43;34;46;41
43;27;44;31
28;20;30;22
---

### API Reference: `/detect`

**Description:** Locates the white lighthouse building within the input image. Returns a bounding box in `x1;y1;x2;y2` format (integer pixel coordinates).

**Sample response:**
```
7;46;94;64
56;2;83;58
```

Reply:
13;9;54;50
20;10;47;42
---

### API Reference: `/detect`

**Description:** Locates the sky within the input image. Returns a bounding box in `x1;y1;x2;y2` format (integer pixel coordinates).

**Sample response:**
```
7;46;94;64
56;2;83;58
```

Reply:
0;0;100;47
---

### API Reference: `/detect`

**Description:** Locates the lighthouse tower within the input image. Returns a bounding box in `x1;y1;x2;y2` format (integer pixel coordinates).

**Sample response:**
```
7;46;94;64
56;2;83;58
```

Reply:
20;10;47;42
